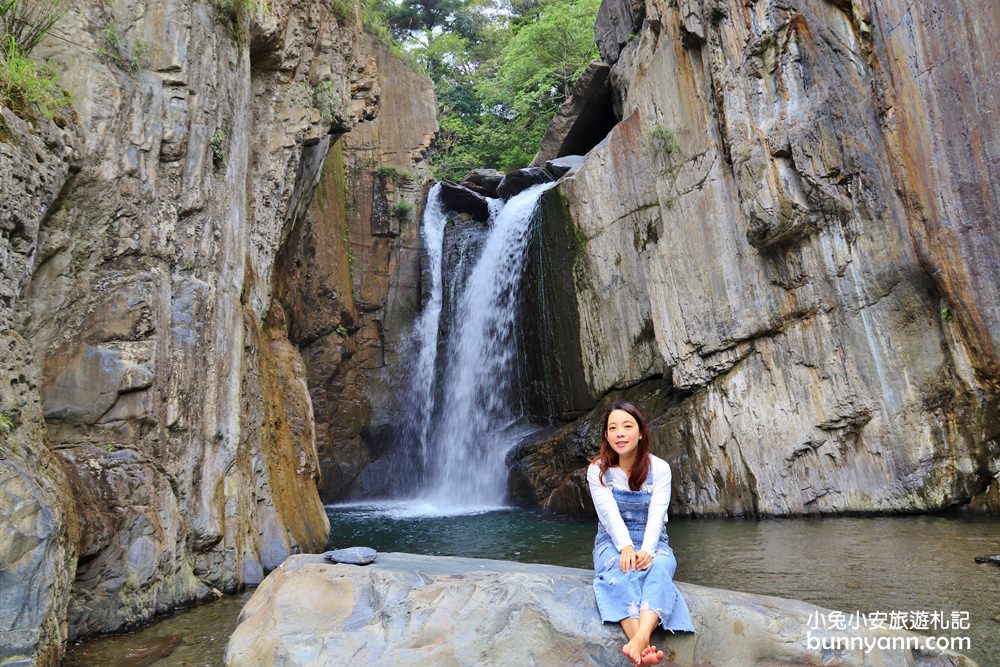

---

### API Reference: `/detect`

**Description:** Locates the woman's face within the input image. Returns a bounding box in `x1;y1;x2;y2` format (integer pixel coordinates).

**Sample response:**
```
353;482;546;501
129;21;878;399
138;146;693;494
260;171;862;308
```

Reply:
606;409;641;459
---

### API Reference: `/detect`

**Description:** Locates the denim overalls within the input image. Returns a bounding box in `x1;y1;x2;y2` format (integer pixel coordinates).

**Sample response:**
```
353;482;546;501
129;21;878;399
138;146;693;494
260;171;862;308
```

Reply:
592;467;695;632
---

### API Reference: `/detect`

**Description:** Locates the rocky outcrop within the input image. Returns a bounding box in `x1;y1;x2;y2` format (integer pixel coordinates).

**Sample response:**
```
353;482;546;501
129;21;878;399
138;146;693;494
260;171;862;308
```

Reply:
224;553;975;666
274;38;438;501
496;166;555;200
1;88;80;666
529;61;617;167
460;168;503;197
515;0;1000;517
0;1;435;662
439;180;491;221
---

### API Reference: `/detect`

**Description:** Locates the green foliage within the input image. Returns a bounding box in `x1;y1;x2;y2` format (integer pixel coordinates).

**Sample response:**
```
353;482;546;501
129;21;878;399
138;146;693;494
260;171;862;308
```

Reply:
211;128;225;168
216;0;269;41
313;79;341;125
0;411;13;435
0;0;65;55
374;164;414;182
0;35;73;122
941;306;954;324
342;219;354;268
330;0;353;24
361;0;419;66
103;443;118;452
362;0;598;179
645;123;681;165
335;324;348;336
392;199;415;220
96;22;151;72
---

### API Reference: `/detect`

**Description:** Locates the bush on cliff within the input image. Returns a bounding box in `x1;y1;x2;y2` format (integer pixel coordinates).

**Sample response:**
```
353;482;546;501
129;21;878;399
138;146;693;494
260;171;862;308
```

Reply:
0;0;73;124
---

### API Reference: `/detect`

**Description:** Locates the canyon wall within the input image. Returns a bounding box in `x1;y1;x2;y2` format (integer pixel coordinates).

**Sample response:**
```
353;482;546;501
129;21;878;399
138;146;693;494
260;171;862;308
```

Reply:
513;0;999;516
274;39;437;501
0;1;434;662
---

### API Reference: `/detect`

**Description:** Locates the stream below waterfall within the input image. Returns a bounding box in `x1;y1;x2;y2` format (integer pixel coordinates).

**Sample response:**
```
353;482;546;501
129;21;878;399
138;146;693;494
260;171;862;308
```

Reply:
64;511;999;666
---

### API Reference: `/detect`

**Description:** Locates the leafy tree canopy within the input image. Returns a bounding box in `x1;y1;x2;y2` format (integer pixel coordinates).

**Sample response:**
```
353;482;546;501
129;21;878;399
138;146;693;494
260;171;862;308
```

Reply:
364;0;600;180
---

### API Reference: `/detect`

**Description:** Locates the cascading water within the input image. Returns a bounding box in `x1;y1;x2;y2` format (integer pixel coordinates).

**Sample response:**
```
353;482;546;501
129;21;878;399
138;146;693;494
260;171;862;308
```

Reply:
392;180;557;513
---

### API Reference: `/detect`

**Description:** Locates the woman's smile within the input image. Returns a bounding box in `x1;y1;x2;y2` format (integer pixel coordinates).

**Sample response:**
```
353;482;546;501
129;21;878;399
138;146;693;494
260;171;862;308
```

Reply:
606;409;641;459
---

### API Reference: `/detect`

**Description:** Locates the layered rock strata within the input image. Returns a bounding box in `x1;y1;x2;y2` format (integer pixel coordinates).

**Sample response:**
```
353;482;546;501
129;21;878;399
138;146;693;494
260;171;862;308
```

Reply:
224;553;975;666
514;0;1000;516
0;1;434;662
274;39;437;501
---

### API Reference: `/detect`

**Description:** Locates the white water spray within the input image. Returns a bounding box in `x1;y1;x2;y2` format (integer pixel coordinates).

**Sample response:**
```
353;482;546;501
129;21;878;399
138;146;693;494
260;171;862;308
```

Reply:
401;181;556;511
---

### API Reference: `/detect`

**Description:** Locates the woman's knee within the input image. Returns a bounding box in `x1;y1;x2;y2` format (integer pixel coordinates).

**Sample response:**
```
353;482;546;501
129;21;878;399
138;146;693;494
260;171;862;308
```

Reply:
649;552;677;577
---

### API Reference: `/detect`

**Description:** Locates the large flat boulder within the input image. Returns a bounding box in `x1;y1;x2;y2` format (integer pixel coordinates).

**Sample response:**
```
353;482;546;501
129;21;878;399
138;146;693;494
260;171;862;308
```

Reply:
224;553;974;666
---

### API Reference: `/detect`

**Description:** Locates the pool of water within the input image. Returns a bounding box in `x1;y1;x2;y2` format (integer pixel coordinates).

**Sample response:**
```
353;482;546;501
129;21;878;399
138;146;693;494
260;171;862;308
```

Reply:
65;507;999;665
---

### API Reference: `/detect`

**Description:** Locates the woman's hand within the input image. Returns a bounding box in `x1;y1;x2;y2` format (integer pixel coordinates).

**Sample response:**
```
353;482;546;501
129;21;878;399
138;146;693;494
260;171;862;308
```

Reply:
619;545;637;572
635;550;653;570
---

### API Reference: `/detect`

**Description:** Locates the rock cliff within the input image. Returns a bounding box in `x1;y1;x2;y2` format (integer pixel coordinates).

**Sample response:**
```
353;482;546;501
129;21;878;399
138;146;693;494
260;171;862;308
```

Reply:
0;1;435;662
224;553;975;666
513;0;999;516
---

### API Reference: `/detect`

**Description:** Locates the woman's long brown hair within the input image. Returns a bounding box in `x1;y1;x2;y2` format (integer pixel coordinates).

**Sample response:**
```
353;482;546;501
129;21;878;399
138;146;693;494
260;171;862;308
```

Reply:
590;402;651;491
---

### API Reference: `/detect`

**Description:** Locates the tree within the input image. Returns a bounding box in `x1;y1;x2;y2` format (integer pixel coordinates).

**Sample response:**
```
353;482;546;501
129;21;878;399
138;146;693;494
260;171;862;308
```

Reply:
362;0;600;180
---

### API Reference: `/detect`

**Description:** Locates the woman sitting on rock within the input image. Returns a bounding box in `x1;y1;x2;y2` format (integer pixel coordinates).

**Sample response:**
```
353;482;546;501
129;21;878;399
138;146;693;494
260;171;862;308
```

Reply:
588;402;695;666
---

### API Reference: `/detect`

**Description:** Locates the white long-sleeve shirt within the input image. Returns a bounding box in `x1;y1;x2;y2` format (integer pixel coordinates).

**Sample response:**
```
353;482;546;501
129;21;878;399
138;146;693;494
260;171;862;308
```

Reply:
587;454;672;554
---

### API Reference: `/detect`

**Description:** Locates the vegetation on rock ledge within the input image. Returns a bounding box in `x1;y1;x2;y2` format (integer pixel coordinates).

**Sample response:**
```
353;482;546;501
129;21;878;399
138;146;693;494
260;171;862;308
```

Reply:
0;0;73;124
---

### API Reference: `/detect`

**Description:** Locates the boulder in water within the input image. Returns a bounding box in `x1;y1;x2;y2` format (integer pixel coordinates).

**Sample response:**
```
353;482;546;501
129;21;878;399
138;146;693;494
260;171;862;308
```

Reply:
323;547;377;565
439;181;491;221
975;554;1000;566
496;167;555;200
224;553;975;666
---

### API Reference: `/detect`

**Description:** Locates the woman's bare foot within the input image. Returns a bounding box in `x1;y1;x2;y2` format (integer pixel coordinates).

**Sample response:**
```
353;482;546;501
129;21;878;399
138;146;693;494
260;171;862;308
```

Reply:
622;638;647;666
640;645;665;665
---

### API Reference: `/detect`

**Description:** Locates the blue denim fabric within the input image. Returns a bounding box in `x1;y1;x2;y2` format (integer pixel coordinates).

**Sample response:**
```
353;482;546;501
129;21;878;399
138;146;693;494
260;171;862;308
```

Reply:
592;469;695;632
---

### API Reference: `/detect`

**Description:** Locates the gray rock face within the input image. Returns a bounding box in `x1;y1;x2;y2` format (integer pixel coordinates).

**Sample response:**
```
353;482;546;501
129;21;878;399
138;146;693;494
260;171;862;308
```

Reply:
0;73;79;667
0;1;434;663
224;553;975;666
516;0;1000;517
595;0;645;65
545;155;586;178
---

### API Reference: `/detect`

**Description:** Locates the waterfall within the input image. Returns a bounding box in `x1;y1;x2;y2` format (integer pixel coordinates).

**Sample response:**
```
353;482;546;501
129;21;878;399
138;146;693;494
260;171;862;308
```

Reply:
395;181;557;513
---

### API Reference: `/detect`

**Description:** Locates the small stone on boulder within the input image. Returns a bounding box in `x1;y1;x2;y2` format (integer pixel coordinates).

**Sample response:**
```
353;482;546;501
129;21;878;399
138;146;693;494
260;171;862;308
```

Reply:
496;167;555;200
545;156;586;178
323;547;377;565
439;181;491;221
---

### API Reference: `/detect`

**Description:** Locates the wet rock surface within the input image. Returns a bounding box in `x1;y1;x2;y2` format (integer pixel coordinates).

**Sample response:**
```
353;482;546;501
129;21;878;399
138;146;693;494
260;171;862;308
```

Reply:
439;180;491;221
461;168;504;197
224;553;975;666
496;167;555;200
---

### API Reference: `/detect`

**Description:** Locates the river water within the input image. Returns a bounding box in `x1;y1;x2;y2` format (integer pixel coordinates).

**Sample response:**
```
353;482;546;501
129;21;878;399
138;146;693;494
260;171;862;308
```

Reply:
64;508;999;665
